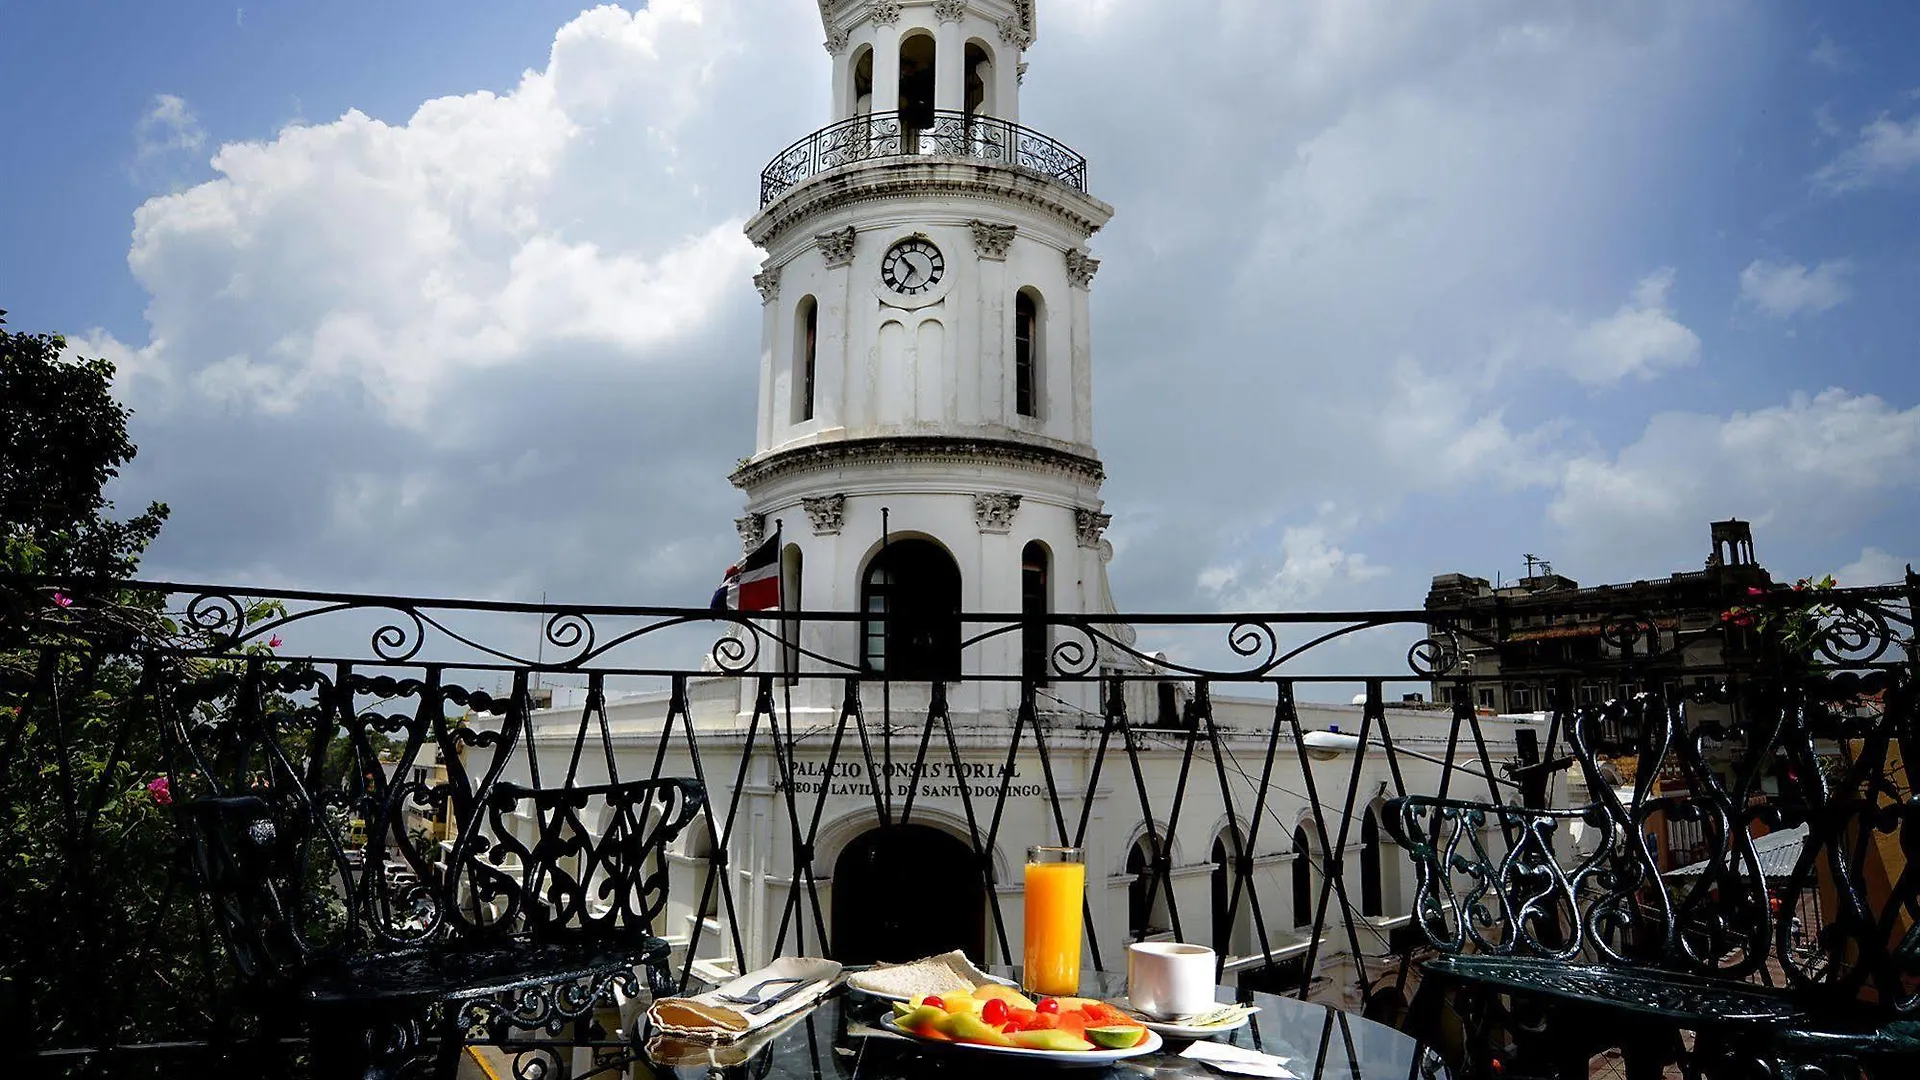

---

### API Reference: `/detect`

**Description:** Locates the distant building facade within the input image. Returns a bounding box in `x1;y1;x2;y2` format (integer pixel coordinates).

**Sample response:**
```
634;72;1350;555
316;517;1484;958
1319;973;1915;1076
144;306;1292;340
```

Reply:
1425;520;1772;717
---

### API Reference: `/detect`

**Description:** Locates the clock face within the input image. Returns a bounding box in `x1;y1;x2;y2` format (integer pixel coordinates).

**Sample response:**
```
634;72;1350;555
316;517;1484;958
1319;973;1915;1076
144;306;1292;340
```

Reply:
880;238;945;296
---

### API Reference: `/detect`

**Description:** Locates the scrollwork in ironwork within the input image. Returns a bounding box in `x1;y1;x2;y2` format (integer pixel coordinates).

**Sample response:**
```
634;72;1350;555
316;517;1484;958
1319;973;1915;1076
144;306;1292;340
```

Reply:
759;110;1086;207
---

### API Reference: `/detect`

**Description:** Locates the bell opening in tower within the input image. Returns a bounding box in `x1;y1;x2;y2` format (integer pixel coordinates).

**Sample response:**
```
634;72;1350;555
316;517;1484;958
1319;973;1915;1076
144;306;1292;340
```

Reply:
898;32;937;151
861;539;961;681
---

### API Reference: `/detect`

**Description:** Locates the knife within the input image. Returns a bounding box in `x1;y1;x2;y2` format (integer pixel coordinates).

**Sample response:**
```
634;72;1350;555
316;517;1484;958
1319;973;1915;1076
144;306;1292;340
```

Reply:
746;977;821;1015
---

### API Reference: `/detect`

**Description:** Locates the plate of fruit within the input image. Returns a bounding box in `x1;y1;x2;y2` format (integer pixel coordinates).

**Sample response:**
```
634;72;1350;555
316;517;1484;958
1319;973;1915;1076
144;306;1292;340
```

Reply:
880;984;1162;1066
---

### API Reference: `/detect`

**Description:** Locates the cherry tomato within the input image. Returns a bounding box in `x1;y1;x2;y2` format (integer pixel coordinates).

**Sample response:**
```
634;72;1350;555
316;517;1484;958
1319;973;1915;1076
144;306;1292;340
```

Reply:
923;996;944;1010
981;998;1010;1025
1036;998;1060;1015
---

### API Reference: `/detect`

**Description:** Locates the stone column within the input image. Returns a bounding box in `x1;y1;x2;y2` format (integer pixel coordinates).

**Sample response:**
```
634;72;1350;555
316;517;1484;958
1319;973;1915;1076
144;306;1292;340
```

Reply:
753;267;781;451
873;22;902;116
1066;250;1099;445
934;16;964;113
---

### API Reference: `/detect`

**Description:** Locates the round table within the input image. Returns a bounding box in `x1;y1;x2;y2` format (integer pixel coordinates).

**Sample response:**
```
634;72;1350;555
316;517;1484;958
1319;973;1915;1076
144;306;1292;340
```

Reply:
634;969;1434;1079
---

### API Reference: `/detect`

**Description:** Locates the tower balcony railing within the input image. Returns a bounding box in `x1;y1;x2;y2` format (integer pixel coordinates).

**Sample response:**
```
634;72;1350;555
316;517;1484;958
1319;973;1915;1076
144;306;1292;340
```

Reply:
759;109;1089;208
3;574;1917;1077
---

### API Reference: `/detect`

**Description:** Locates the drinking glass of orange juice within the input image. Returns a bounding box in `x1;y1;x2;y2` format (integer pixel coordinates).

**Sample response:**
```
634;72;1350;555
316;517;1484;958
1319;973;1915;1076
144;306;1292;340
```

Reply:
1023;845;1085;997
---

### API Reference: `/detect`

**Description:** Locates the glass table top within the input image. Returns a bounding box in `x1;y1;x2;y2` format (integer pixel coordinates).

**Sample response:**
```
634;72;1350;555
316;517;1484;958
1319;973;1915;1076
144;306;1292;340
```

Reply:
628;968;1433;1080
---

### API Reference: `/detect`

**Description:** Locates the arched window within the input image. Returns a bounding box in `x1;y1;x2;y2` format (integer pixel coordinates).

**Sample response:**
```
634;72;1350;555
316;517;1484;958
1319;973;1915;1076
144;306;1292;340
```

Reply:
1210;834;1230;954
1360;806;1384;918
1014;289;1040;418
1126;834;1167;940
794;296;817;423
899;33;937;151
782;544;803;681
850;45;874;116
862;539;961;680
1292;826;1313;929
964;40;994;118
1021;540;1049;685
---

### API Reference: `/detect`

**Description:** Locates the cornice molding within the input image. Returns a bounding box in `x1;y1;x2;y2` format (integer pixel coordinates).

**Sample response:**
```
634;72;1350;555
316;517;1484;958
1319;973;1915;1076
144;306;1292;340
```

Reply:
748;162;1113;248
732;436;1106;491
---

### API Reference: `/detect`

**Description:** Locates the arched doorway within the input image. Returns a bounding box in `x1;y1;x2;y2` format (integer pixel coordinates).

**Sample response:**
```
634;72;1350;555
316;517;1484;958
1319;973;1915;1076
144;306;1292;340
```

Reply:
830;824;985;965
862;539;961;680
1360;807;1384;918
1126;833;1171;940
1292;826;1314;929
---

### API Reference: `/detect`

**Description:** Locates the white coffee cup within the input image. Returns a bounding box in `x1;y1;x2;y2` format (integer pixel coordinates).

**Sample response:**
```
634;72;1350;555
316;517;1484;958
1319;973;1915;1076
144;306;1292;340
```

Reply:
1126;941;1215;1020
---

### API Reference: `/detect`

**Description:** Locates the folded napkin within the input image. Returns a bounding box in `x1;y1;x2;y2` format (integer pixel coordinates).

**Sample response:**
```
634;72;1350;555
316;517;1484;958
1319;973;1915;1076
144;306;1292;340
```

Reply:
647;1005;814;1068
1181;1040;1298;1078
646;957;841;1044
846;949;996;998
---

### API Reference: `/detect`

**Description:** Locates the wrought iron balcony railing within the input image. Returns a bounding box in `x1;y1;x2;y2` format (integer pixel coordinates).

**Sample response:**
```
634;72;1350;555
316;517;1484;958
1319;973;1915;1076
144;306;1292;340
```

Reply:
758;109;1089;207
2;576;1914;1077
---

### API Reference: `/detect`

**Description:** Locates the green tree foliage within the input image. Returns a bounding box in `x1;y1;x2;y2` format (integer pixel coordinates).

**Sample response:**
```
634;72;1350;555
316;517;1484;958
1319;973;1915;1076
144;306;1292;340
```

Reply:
0;311;209;1064
1;309;168;579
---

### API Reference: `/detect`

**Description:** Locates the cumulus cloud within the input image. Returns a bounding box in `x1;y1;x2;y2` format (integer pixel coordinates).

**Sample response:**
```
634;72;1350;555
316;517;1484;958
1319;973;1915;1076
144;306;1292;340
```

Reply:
1739;258;1852;319
88;0;1893;636
1549;390;1920;574
89;0;816;600
1198;517;1389;610
132;94;207;184
1837;547;1909;587
1562;269;1701;385
1816;110;1920;192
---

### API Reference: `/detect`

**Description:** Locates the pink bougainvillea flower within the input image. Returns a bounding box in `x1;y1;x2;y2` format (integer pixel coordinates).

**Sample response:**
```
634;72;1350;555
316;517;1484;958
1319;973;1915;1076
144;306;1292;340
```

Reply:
52;592;72;608
268;635;283;649
1747;587;1765;596
146;776;172;807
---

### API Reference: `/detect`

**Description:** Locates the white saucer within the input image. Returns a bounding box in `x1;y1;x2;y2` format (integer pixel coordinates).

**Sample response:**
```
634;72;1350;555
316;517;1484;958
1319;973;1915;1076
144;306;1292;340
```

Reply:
1132;1005;1258;1040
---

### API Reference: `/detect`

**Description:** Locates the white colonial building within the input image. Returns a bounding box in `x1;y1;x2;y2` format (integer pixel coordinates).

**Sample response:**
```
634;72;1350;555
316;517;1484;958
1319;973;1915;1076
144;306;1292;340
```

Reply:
505;0;1540;1001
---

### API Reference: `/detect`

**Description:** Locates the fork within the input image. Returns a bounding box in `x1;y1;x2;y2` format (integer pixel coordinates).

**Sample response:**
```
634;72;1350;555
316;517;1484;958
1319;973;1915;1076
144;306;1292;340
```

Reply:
715;976;805;1005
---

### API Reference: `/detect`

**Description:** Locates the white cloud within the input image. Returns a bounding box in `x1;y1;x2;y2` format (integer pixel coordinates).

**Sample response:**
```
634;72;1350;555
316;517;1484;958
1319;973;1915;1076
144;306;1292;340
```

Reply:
1738;258;1853;319
132;94;207;182
1550;389;1920;570
1837;547;1908;587
1198;519;1389;610
1815;110;1920;191
1562;269;1701;385
1808;36;1846;71
102;1;779;427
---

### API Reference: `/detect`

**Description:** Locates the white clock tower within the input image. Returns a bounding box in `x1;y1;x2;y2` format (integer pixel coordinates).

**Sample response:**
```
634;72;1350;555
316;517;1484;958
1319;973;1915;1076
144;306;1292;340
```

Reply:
735;0;1123;708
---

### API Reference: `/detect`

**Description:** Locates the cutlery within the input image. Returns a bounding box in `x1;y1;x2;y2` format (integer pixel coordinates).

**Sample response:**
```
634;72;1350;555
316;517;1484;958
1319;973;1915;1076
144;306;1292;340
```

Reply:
746;977;821;1015
716;976;804;1005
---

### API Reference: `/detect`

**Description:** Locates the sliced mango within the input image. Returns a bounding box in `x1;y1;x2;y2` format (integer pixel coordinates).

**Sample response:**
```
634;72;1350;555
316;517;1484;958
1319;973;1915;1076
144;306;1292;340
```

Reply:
972;983;1037;1010
1011;1028;1097;1052
946;1012;1016;1047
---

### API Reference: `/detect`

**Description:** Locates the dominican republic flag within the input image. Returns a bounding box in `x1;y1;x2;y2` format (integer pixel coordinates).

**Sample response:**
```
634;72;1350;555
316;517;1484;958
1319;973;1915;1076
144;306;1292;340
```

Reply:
711;534;780;612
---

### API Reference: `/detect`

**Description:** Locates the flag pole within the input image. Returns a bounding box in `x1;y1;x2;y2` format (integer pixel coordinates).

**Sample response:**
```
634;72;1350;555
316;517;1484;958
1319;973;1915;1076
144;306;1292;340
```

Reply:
879;506;892;824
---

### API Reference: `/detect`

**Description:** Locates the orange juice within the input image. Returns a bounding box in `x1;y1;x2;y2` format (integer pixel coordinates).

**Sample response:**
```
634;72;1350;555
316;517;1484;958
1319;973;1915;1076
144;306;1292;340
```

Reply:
1022;855;1085;996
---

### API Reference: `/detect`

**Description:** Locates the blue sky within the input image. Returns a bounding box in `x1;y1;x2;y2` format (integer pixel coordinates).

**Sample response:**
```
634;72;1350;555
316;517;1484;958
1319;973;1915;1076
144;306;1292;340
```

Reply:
2;0;1917;631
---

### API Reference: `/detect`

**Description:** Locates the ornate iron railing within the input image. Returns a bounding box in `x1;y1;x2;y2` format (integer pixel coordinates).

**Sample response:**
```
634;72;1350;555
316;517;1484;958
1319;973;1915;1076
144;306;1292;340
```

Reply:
758;109;1089;207
2;575;1914;1076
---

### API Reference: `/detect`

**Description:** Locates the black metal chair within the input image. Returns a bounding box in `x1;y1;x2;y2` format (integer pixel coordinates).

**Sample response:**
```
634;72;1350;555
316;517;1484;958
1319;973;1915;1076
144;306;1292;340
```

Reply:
1387;678;1920;1080
187;777;704;1080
